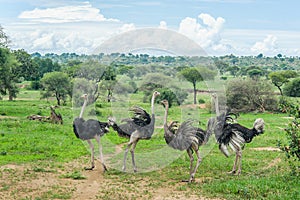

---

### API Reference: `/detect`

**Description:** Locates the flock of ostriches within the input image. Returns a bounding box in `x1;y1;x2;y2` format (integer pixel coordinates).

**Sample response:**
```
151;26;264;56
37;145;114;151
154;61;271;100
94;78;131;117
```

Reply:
73;91;265;183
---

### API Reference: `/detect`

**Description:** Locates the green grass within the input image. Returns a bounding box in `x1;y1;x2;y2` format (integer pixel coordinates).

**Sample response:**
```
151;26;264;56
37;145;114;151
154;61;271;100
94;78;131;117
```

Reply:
0;89;299;199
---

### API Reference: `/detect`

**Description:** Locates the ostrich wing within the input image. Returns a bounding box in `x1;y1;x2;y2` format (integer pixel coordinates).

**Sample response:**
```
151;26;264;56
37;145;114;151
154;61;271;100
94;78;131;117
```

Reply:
129;106;151;126
214;111;237;140
167;120;199;151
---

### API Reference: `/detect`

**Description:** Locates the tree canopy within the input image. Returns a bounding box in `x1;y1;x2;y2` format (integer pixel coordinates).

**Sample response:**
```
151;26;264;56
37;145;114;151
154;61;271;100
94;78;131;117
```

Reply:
40;72;71;105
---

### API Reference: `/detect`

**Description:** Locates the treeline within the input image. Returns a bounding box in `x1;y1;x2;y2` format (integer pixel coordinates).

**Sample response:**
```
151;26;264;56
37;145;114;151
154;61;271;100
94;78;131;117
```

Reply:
1;25;300;112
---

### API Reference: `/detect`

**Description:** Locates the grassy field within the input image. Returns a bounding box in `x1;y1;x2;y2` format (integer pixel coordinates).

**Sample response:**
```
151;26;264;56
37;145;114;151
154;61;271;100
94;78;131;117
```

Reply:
0;89;299;200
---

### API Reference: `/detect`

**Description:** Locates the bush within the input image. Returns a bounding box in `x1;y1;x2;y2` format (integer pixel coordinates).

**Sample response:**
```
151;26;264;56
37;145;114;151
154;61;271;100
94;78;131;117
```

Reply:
226;78;277;112
278;99;300;175
283;77;300;97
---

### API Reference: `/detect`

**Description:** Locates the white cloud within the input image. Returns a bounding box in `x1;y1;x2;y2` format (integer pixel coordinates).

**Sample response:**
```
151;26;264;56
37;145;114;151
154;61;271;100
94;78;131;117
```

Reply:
159;21;167;29
119;23;136;33
18;2;119;23
178;13;232;54
251;35;278;55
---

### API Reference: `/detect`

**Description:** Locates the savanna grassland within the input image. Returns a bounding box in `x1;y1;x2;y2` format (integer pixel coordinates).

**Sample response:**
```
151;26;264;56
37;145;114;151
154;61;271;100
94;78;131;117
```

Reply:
0;88;299;200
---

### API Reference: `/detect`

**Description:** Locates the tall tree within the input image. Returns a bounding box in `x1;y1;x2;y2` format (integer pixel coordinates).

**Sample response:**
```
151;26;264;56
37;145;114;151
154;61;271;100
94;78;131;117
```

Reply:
0;48;20;100
13;49;38;81
269;70;298;96
179;67;216;104
40;72;71;105
0;25;10;48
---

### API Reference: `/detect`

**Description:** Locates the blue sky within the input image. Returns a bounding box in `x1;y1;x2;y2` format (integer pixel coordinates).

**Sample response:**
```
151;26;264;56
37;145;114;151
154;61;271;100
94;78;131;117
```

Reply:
1;0;299;56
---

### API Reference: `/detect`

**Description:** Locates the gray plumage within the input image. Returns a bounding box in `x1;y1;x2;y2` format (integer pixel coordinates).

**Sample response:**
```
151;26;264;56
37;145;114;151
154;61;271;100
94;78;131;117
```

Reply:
161;99;207;183
108;91;160;172
210;93;265;175
72;94;109;171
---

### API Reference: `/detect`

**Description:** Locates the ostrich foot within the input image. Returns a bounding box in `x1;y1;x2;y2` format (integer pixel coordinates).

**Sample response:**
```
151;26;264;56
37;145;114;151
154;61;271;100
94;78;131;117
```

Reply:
102;164;108;172
84;166;95;170
122;165;126;172
235;170;241;176
227;170;236;175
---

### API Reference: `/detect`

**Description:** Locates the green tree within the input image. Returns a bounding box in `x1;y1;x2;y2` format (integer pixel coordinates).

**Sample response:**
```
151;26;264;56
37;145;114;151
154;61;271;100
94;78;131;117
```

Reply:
179;67;216;104
0;25;10;48
278;99;300;175
226;78;277;112
40;72;71;105
33;57;61;79
283;77;300;97
269;70;298;96
13;49;38;81
0;48;20;100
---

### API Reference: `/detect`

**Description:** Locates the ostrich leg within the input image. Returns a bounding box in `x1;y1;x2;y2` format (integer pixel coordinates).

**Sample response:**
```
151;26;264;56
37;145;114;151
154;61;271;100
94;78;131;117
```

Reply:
95;135;107;171
130;140;138;173
123;142;132;172
189;149;202;183
182;149;194;182
187;149;194;175
86;140;95;170
228;151;239;174
236;151;242;175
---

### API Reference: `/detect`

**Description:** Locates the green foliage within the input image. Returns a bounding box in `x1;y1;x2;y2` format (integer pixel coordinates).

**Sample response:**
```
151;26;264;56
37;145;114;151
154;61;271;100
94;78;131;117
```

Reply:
283;77;300;97
40;71;71;105
178;67;216;104
269;70;298;95
33;57;61;79
226;78;277;112
0;47;20;100
0;25;10;48
155;88;188;107
13;49;39;81
278;99;300;175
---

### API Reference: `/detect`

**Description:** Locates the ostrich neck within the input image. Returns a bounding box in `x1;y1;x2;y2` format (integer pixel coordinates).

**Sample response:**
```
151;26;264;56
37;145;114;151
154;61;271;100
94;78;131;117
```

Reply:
163;104;174;144
79;98;87;118
151;93;156;116
214;96;220;116
163;104;169;130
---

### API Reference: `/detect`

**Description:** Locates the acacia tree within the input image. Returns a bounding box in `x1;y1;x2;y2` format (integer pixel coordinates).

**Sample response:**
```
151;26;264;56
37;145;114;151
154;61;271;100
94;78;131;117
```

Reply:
179;67;216;104
269;70;298;96
40;72;71;105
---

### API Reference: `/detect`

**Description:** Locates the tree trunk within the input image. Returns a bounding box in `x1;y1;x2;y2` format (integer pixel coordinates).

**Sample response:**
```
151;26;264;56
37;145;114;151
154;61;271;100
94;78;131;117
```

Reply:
193;82;197;104
277;86;283;96
56;96;61;106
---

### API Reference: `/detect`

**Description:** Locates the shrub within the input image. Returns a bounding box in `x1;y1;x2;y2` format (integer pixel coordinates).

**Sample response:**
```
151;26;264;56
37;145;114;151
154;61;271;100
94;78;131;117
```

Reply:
283;77;300;97
226;78;277;112
278;99;300;175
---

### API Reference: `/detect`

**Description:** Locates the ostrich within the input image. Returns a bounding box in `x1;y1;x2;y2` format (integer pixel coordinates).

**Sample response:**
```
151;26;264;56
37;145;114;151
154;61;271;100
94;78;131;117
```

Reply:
211;93;265;175
161;99;207;183
73;94;110;171
108;91;160;172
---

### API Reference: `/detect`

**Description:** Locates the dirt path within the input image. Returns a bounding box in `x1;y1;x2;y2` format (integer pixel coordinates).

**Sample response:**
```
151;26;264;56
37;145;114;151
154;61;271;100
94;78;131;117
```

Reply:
0;157;221;200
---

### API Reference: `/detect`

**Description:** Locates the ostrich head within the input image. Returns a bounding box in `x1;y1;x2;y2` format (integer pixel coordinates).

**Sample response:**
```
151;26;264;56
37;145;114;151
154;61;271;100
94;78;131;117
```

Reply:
160;99;169;107
253;118;265;134
153;91;160;98
107;116;116;126
81;94;88;99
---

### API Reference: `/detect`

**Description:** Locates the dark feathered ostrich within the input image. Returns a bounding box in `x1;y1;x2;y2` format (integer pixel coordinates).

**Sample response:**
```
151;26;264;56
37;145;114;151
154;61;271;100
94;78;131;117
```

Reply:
211;93;265;175
161;99;207;183
108;91;160;172
73;94;110;171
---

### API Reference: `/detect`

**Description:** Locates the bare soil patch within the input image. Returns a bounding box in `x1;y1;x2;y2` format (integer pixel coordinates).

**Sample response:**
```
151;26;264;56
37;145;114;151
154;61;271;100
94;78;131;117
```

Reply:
0;158;221;200
250;147;281;151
